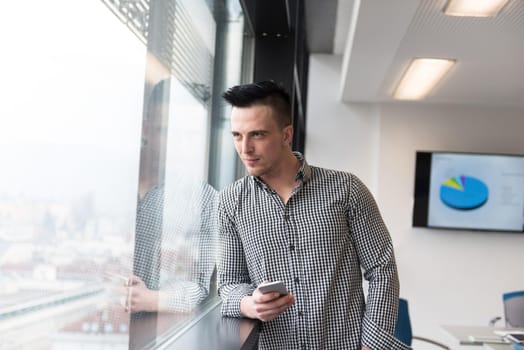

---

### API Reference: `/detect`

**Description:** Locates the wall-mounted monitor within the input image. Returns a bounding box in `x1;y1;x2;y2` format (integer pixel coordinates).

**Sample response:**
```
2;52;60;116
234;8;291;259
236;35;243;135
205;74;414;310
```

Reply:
412;151;524;232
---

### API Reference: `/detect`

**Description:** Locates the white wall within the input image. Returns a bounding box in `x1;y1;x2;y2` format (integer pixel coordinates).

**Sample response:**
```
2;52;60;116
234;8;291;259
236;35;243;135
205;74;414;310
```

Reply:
306;54;524;347
305;54;381;193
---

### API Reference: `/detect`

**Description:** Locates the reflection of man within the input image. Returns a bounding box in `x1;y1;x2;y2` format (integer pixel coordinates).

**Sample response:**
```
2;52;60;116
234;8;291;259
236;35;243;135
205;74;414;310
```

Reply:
128;79;217;314
129;180;217;313
217;81;408;349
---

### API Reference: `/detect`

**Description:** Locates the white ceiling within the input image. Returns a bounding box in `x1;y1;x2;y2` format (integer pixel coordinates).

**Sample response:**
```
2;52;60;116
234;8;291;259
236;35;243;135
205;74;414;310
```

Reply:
333;0;524;108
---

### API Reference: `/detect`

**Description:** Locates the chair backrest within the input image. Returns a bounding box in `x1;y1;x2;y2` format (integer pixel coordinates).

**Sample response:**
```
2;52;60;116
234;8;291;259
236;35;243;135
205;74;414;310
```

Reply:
395;298;413;346
503;291;524;328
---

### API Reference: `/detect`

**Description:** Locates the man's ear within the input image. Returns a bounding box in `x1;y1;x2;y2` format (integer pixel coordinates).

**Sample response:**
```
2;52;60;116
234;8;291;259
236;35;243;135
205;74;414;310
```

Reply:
282;125;294;146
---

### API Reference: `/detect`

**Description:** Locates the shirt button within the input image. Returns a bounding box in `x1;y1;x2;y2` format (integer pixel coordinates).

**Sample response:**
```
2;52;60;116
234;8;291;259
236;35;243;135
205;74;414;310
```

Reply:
283;214;290;220
289;244;295;251
298;311;304;316
294;277;300;284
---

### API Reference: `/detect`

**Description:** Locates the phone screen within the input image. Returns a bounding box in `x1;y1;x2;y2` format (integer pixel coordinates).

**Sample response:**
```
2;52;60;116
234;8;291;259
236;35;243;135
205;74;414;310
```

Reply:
258;281;288;295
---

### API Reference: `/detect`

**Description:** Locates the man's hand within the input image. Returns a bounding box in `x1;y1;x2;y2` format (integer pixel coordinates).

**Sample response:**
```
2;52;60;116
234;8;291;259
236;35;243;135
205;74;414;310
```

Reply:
362;347;372;350
126;275;159;313
240;283;295;322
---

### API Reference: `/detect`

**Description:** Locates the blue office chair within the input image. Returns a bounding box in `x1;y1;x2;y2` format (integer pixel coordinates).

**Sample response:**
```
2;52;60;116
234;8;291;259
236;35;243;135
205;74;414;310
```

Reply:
503;291;524;328
395;298;450;349
489;290;524;328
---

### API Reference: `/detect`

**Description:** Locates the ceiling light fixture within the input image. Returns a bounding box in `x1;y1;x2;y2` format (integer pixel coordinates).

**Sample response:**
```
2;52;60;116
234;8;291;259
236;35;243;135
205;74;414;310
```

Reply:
393;58;456;100
443;0;510;17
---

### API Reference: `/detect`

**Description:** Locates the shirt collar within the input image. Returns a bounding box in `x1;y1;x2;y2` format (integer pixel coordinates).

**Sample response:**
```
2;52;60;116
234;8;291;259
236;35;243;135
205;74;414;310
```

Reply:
252;152;311;187
293;152;311;184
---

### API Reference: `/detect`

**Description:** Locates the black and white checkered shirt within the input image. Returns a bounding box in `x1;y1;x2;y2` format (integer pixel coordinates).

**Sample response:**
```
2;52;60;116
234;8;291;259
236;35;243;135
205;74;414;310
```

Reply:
218;153;409;350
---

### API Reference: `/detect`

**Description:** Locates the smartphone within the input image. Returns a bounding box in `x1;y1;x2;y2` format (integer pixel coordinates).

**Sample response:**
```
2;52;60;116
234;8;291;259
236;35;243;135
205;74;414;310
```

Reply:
258;281;288;295
106;271;130;286
507;333;524;344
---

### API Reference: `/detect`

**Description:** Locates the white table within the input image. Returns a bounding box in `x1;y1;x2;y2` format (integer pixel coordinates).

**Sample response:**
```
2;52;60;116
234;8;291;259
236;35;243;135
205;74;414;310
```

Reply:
441;325;522;349
484;344;514;350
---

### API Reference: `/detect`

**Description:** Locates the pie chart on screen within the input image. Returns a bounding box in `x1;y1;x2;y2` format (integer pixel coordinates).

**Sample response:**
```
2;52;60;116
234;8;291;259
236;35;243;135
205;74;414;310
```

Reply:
440;175;489;210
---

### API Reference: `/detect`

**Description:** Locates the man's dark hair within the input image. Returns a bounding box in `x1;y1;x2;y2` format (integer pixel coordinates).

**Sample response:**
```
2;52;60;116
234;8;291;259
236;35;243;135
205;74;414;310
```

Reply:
222;80;292;128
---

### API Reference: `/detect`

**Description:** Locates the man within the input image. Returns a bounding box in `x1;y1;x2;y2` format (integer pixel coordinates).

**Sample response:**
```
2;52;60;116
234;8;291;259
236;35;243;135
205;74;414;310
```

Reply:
217;81;409;349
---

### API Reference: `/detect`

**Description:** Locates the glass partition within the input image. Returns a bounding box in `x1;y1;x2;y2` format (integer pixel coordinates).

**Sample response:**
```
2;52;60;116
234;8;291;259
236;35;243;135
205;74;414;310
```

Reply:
0;0;247;348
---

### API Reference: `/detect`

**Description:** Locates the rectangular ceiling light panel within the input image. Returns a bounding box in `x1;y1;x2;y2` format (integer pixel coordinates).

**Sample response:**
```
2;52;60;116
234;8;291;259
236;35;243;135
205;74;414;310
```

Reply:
444;0;510;17
394;58;455;100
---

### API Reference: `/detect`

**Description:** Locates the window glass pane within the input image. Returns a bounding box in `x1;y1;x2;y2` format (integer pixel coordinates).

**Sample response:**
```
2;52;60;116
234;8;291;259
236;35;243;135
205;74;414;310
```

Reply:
0;0;248;348
0;0;145;348
128;0;220;346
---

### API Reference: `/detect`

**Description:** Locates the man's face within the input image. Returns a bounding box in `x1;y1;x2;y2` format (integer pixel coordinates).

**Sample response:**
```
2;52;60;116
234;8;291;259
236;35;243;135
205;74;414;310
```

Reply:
230;104;292;178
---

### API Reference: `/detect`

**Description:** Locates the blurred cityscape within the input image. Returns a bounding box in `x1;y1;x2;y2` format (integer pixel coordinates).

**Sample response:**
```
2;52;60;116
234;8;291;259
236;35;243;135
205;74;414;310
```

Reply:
0;192;135;349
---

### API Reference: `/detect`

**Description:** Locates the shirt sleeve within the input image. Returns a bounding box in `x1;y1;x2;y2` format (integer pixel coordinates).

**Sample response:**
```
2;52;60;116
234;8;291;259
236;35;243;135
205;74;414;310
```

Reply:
158;281;208;313
217;188;256;317
348;175;409;349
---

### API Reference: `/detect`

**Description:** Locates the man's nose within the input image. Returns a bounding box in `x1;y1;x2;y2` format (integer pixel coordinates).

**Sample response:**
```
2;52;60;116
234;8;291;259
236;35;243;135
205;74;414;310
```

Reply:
241;138;253;154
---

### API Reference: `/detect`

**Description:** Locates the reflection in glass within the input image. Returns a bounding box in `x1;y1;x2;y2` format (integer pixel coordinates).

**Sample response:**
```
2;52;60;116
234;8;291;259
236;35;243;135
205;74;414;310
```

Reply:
129;77;218;349
133;79;217;313
131;178;217;314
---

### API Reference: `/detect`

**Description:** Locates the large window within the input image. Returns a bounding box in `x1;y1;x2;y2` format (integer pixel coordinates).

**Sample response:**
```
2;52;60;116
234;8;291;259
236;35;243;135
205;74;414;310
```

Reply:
0;0;246;348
